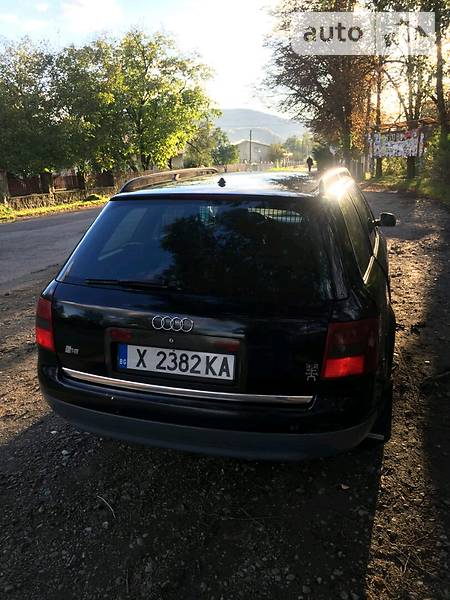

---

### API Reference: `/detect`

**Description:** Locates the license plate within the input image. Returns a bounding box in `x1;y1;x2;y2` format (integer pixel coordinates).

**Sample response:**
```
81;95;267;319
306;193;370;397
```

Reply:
117;344;236;381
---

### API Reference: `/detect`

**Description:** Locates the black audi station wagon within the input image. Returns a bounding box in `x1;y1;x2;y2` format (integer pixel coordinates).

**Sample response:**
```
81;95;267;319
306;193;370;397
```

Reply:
37;169;396;460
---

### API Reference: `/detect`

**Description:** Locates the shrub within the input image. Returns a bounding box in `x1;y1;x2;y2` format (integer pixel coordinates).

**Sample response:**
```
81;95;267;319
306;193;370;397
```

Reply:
383;157;406;177
429;131;450;186
0;203;14;221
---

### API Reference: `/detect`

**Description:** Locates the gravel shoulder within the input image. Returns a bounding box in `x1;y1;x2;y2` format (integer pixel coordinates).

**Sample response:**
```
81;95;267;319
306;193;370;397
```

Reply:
0;190;449;600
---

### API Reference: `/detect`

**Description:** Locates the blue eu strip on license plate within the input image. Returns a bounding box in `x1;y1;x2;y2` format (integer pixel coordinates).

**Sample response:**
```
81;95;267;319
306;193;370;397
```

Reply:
118;343;128;369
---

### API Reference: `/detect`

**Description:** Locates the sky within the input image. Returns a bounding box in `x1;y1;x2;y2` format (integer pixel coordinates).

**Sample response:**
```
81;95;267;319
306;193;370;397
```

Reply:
0;0;281;114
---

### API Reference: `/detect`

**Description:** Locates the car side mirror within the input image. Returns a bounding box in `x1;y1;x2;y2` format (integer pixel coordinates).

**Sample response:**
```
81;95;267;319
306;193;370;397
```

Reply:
376;212;396;227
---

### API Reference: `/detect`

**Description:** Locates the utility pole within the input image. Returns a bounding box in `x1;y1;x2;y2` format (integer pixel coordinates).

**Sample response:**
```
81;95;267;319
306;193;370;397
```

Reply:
249;129;252;163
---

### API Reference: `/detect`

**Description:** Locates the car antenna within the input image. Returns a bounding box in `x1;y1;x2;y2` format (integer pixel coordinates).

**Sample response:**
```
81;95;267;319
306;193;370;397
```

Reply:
218;177;226;187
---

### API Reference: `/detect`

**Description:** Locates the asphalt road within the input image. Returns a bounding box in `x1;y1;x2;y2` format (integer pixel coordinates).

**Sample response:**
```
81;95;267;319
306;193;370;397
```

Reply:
0;207;102;291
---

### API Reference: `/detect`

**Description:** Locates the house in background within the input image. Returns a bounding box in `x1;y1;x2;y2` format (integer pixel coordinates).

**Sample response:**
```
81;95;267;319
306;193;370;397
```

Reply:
234;139;271;163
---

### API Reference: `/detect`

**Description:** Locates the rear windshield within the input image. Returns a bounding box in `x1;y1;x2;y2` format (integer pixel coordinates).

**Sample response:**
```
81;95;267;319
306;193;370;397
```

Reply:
58;197;340;305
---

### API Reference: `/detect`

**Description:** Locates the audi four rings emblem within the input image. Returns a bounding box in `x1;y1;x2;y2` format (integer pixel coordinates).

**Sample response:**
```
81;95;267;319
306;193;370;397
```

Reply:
151;315;194;333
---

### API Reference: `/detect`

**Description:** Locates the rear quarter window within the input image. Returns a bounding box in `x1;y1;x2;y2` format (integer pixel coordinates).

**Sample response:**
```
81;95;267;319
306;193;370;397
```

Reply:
348;185;376;247
339;194;372;275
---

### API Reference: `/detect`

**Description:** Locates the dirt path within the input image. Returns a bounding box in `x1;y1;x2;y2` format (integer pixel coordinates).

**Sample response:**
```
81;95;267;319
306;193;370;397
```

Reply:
0;190;449;600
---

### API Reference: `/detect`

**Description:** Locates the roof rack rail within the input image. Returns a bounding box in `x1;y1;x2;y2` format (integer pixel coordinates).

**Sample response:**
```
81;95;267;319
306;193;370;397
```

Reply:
318;167;352;196
119;167;219;193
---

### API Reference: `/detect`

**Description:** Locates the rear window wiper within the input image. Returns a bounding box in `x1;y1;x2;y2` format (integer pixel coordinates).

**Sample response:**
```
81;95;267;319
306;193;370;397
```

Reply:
84;278;181;291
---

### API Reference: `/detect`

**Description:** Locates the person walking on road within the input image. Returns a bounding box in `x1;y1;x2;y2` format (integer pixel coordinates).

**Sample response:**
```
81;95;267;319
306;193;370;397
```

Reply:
306;156;314;173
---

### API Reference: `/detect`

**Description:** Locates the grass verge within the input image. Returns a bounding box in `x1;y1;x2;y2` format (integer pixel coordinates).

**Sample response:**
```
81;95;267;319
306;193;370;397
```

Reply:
268;166;309;172
0;197;108;223
363;175;450;205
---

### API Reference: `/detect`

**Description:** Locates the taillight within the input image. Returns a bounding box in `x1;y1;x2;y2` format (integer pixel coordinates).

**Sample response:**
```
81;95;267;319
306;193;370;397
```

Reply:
321;318;378;379
36;296;55;352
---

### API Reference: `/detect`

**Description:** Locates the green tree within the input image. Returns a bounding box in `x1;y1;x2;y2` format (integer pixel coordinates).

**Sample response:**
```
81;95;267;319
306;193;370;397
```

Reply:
212;139;239;166
0;31;216;177
268;143;286;163
284;133;313;161
0;40;64;175
53;31;214;171
111;31;213;170
51;39;126;173
430;0;450;145
284;136;303;161
185;121;239;167
184;120;221;167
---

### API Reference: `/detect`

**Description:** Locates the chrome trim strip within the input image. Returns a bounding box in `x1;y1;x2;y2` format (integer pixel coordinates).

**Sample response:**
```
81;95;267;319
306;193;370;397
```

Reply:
363;232;380;285
62;368;313;405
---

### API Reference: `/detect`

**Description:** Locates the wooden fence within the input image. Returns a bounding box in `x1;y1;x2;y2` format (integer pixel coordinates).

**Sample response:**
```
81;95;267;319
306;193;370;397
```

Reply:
5;171;117;197
7;175;42;197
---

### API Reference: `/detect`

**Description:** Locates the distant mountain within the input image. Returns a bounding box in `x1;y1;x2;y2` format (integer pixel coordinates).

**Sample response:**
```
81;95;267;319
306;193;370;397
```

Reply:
215;109;305;145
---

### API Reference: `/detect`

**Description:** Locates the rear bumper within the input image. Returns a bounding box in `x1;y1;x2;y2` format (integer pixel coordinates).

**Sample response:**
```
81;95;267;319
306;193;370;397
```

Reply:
40;364;377;460
45;393;374;460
